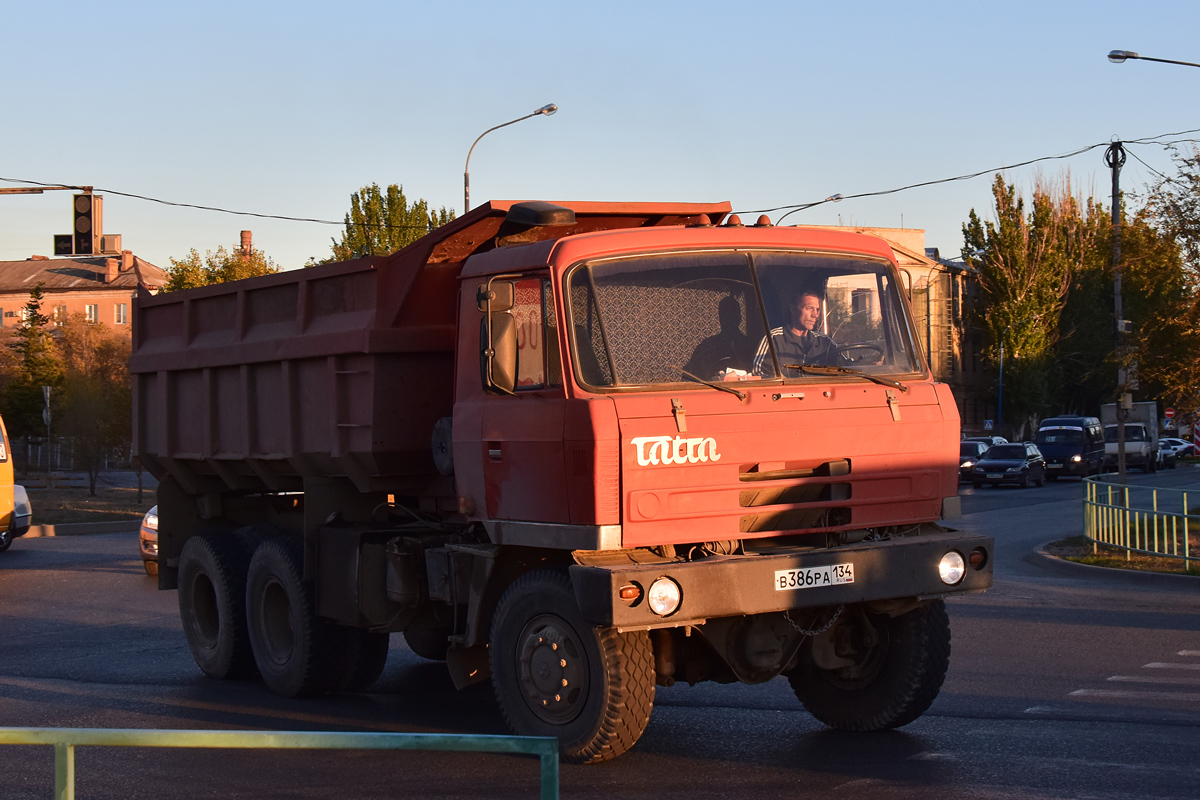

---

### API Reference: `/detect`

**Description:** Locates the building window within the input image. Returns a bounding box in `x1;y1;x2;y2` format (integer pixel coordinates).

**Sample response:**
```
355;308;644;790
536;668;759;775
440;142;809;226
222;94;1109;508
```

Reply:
85;304;98;324
55;305;67;324
115;303;128;324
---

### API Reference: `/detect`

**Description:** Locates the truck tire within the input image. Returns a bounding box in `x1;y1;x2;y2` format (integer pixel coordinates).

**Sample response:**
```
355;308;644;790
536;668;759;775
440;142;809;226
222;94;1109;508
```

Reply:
245;537;337;697
329;628;391;692
404;627;451;661
489;569;655;764
789;599;950;731
177;534;257;680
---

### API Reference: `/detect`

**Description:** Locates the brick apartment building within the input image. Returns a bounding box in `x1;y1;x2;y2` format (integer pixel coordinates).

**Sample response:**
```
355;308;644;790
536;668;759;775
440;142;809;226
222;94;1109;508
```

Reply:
0;250;167;332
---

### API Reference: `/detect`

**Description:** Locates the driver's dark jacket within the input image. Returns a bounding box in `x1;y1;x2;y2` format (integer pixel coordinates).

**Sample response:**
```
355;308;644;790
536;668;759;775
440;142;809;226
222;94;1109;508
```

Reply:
753;327;837;376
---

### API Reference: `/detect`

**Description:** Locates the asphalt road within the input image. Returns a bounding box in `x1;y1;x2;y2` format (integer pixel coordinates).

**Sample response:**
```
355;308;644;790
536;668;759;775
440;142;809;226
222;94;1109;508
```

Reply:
0;470;1198;799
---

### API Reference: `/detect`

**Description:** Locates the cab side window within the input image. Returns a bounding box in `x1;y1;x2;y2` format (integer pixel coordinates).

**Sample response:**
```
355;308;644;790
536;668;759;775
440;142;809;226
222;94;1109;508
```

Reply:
512;277;563;391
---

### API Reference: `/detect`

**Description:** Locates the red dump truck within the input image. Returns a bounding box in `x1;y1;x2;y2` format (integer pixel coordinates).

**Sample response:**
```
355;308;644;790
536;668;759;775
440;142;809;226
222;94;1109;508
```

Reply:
131;200;992;763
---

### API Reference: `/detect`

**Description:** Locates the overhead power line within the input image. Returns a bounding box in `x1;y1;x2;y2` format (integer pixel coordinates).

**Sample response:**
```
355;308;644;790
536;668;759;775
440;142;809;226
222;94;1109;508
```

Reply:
5;125;1200;229
738;125;1200;223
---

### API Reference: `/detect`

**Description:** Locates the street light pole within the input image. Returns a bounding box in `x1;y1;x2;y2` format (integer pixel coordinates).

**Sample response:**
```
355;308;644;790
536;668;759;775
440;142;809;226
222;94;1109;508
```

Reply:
1108;50;1200;69
464;103;558;214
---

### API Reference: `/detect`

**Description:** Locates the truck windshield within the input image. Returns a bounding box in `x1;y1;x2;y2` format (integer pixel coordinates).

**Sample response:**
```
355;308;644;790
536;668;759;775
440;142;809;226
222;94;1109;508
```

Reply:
1037;429;1083;445
566;250;920;388
1105;425;1147;443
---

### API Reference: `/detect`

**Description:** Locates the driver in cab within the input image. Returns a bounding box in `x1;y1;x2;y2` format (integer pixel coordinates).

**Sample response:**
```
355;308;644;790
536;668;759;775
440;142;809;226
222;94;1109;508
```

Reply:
752;288;837;377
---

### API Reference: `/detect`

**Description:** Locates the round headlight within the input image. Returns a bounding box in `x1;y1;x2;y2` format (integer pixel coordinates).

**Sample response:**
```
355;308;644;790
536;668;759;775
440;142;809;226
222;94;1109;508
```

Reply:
1071;455;1082;462
647;577;681;616
939;552;966;585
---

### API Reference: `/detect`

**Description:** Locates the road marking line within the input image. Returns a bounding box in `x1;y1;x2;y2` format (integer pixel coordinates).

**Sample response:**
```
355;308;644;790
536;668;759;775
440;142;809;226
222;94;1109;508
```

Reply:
1144;662;1200;671
1179;650;1200;657
1108;675;1200;686
1070;689;1200;702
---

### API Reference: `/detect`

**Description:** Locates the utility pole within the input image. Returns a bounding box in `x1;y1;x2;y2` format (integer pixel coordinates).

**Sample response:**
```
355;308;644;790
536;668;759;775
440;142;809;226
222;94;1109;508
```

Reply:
1105;140;1128;483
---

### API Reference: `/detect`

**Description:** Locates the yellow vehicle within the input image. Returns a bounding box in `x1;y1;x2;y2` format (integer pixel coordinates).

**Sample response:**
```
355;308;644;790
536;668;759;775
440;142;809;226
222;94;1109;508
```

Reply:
0;417;31;553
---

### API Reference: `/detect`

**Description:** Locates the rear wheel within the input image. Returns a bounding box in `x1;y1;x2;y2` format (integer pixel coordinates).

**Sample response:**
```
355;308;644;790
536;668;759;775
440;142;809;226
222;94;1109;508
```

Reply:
246;537;337;697
789;600;951;731
177;534;256;679
490;569;655;764
0;528;12;553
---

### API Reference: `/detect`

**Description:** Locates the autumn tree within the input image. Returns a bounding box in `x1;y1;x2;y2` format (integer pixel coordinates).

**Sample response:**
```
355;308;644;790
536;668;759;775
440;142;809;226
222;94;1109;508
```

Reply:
164;242;280;291
1141;147;1200;416
962;175;1103;436
320;183;454;263
56;315;132;495
1;284;63;441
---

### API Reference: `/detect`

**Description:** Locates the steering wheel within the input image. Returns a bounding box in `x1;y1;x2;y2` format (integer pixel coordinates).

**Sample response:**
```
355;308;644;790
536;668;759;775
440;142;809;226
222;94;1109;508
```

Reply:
836;343;885;365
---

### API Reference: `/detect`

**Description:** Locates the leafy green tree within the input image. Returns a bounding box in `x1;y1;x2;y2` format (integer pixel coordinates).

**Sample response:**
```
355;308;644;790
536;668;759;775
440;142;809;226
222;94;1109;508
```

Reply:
56;315;132;495
963;176;1102;437
163;243;280;292
320;183;454;263
1;284;63;441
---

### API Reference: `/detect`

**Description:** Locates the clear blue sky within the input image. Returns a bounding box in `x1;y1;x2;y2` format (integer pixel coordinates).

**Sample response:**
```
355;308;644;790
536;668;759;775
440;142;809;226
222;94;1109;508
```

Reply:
2;1;1197;270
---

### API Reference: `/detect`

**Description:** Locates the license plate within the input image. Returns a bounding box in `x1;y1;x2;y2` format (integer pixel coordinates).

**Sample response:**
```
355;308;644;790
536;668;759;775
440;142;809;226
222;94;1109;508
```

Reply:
1048;463;1063;469
987;473;1002;479
774;563;854;591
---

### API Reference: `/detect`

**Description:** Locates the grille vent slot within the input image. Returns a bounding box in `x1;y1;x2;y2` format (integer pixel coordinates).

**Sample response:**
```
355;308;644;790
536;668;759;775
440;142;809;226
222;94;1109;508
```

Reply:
739;458;850;482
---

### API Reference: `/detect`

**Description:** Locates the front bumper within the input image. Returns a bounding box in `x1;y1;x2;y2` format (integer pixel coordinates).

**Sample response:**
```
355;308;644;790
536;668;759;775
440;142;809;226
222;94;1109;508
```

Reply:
570;530;992;630
1045;458;1086;477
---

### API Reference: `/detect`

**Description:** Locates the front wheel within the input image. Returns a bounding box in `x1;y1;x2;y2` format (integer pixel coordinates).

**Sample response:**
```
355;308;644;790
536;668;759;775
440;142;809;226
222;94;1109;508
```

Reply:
789;599;951;731
489;569;655;764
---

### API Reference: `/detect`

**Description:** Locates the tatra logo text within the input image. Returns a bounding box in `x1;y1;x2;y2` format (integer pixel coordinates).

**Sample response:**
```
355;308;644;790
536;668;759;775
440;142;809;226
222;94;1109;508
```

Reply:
631;436;721;466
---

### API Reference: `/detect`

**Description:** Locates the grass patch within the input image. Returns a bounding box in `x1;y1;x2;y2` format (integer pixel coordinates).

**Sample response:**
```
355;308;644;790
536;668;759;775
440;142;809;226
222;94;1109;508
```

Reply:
23;485;154;525
1045;535;1200;576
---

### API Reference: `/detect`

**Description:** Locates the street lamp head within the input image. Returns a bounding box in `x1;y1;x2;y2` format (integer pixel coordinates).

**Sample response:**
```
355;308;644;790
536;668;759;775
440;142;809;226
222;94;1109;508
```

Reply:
1108;50;1138;63
535;103;558;116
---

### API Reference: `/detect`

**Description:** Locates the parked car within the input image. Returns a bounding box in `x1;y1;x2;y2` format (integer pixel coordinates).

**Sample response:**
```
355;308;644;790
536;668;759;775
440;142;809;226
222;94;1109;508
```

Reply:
970;443;1046;488
139;505;158;576
960;441;989;482
0;485;32;553
963;436;1008;448
1161;437;1195;459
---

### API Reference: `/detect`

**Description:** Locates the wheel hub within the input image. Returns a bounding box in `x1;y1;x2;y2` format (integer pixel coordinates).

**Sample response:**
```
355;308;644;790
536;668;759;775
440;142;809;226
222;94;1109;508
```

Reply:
516;615;589;724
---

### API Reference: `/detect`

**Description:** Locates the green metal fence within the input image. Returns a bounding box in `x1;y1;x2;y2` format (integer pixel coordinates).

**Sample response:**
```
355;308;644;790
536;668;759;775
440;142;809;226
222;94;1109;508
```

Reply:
1083;476;1197;567
0;727;559;800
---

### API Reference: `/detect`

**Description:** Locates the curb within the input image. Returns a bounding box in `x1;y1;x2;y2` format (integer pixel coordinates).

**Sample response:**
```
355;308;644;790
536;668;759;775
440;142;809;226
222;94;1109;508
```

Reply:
22;520;141;538
1027;541;1200;586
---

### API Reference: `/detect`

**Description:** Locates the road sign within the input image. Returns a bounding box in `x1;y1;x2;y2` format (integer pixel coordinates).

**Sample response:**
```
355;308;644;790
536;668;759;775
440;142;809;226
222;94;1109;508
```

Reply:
983;419;994;431
1165;408;1175;419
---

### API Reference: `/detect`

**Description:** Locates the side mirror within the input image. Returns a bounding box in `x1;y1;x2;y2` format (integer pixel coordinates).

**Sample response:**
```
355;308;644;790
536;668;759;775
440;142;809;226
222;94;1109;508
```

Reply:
478;280;518;395
477;281;514;312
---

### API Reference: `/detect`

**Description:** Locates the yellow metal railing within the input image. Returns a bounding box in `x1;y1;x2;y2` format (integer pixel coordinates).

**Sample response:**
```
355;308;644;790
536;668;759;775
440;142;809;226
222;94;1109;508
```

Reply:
1083;476;1196;569
0;727;558;800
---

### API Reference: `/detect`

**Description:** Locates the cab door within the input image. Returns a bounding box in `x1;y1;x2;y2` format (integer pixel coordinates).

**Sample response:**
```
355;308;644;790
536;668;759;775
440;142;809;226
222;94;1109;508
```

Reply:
480;277;570;522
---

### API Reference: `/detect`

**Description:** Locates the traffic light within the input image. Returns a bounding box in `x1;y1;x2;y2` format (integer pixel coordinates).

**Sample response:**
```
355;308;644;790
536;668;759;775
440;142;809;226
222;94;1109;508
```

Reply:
72;193;102;255
53;235;73;256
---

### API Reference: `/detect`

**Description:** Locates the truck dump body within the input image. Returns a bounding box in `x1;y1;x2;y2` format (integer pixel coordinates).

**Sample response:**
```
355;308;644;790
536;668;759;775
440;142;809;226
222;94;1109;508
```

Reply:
130;201;730;495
